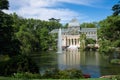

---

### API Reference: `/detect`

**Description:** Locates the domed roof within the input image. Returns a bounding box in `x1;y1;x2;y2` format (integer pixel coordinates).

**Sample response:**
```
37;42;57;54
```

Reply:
68;18;80;27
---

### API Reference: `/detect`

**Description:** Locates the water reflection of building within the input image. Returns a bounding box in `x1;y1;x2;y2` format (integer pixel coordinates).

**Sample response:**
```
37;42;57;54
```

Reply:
58;51;100;77
51;18;97;48
58;50;81;70
58;51;100;70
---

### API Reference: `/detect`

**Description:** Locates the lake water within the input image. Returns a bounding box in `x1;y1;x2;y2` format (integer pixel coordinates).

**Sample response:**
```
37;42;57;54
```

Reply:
32;50;120;78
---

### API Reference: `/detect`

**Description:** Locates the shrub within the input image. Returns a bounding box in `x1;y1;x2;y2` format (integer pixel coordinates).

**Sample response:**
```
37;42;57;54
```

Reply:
111;75;120;80
0;54;39;76
13;72;41;79
42;68;84;79
111;59;120;64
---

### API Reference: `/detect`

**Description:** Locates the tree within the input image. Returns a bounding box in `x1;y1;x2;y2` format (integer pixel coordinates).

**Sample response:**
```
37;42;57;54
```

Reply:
0;54;39;76
99;15;120;41
63;23;68;28
0;0;20;56
0;0;9;10
98;1;120;54
112;1;120;16
80;34;86;49
85;38;96;45
0;11;13;55
49;18;60;22
11;16;61;53
80;22;96;28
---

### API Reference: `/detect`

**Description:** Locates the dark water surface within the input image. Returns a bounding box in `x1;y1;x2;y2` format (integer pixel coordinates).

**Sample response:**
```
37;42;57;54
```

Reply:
32;50;120;78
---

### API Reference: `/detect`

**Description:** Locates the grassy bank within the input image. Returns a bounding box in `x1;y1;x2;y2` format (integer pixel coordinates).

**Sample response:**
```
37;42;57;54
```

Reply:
0;77;109;80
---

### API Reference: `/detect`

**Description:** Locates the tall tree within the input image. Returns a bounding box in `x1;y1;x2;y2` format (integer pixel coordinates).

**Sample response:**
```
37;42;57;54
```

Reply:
0;0;20;56
0;0;9;10
99;16;120;41
80;22;96;28
112;1;120;16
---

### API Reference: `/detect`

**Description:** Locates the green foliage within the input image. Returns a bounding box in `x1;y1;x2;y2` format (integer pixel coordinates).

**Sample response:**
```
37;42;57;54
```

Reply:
0;10;20;56
99;15;120;54
0;0;20;57
111;59;120;64
99;39;114;55
10;14;62;53
0;54;39;76
0;68;84;79
13;72;41;79
113;40;120;47
99;15;120;41
111;75;120;80
84;38;96;51
0;0;9;10
42;68;84;79
0;0;62;55
112;1;120;16
0;55;10;62
63;23;68;28
49;18;60;23
80;34;86;49
85;38;96;45
80;22;96;28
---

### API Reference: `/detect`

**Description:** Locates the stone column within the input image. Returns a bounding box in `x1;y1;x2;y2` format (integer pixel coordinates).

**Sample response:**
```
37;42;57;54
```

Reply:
68;39;69;46
66;38;67;46
73;38;74;45
71;39;73;45
75;39;76;45
68;38;70;46
74;39;76;45
78;39;79;46
73;39;75;45
67;38;69;46
75;39;77;46
76;39;78;46
75;39;77;45
78;39;80;45
69;38;71;46
64;38;66;46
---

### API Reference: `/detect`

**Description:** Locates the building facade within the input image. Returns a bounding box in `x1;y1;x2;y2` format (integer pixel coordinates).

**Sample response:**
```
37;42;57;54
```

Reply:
51;18;97;48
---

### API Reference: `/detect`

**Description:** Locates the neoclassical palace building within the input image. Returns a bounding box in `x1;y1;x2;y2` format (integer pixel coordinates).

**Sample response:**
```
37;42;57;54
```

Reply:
51;18;97;48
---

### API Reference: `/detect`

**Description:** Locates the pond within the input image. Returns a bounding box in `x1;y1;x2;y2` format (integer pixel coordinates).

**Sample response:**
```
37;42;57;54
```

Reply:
32;50;120;78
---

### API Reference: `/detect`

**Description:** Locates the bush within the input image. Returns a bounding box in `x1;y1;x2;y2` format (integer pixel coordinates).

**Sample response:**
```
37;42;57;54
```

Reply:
113;40;120;47
85;38;96;46
0;55;10;62
111;75;120;80
0;54;39;76
42;68;84;79
13;72;41;79
111;59;120;64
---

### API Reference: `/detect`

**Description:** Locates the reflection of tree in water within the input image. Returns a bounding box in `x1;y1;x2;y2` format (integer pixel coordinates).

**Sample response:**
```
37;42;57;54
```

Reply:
99;52;120;76
33;53;58;73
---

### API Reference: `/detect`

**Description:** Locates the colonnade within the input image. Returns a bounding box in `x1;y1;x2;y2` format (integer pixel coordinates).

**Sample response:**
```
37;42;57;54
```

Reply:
66;38;80;46
62;35;80;47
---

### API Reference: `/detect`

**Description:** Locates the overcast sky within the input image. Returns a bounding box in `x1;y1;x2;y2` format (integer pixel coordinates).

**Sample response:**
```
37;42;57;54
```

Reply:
3;0;118;24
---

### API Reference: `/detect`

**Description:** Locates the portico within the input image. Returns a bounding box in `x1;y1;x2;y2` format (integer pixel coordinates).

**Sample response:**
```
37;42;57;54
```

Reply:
62;35;80;47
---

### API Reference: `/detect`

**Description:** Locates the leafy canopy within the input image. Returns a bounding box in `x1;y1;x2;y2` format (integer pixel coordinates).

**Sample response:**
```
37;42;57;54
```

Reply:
112;1;120;16
0;0;9;10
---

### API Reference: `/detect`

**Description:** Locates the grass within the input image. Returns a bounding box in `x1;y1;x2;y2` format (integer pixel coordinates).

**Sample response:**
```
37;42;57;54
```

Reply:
0;77;110;80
